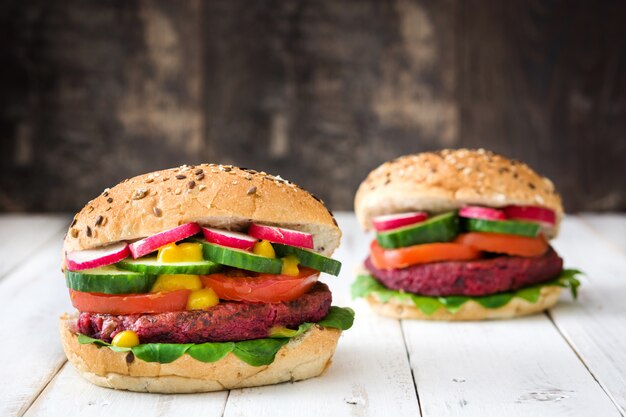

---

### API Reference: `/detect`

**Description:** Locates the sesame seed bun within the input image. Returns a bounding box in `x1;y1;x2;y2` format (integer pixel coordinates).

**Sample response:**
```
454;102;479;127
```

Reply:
355;149;563;239
64;164;340;256
60;315;341;393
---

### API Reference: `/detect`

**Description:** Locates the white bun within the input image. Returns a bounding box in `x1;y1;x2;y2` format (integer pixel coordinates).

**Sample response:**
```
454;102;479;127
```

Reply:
64;164;340;256
60;315;342;393
364;286;562;321
355;149;563;238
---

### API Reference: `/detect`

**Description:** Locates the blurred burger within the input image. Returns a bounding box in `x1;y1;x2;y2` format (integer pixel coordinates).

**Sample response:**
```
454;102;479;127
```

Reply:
61;164;353;393
352;149;580;320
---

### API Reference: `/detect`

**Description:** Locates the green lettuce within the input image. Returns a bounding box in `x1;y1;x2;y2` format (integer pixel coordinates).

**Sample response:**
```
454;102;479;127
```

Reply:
77;306;354;366
351;269;582;315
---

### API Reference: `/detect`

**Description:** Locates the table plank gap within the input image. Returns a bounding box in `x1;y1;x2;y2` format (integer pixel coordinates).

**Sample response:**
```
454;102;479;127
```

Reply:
548;216;626;415
18;361;68;417
402;313;621;417
545;310;625;417
0;228;73;417
400;320;424;416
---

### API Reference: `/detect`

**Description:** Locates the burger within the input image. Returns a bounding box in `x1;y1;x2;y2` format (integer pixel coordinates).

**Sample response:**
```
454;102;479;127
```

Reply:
60;164;353;393
352;149;580;320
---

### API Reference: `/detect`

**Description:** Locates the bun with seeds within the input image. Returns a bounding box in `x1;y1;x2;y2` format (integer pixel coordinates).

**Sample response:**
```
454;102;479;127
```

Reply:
352;149;581;321
60;164;353;393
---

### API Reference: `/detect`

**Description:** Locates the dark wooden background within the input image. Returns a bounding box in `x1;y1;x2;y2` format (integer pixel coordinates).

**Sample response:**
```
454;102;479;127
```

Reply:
1;0;625;212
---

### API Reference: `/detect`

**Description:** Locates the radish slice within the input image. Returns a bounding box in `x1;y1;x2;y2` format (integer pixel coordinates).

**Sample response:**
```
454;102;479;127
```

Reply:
248;223;314;249
459;206;507;221
129;223;201;258
202;227;258;251
66;242;130;271
372;212;428;232
503;205;556;227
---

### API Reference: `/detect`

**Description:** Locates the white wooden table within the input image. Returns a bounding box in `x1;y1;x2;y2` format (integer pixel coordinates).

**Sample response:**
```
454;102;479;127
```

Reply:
1;212;625;417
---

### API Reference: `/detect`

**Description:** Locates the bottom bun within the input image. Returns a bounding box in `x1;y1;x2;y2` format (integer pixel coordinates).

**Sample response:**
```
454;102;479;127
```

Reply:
60;316;341;393
365;286;562;321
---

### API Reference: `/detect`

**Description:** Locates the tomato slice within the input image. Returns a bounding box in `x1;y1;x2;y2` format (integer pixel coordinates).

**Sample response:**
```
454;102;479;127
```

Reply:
70;289;190;314
201;267;319;303
454;232;548;257
370;240;481;269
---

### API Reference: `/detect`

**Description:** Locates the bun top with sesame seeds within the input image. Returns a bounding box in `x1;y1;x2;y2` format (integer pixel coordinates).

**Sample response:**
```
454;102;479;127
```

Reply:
64;164;341;256
354;149;563;238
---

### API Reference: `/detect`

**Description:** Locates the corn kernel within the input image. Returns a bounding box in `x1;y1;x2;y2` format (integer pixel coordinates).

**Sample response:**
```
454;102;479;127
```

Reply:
157;242;203;263
150;274;202;292
281;255;300;276
187;288;219;310
112;330;140;348
253;240;276;258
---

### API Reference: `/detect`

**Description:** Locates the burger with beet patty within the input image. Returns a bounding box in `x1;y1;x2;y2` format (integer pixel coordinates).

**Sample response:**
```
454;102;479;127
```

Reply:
352;149;581;320
61;164;353;393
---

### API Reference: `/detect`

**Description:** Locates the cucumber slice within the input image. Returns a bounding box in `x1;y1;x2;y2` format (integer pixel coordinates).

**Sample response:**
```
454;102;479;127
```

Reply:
376;211;459;249
273;244;342;276
117;257;221;275
194;239;283;274
463;218;540;237
65;266;156;294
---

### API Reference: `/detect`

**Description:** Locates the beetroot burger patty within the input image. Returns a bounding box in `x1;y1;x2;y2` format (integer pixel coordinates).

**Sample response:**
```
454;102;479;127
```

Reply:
365;248;563;297
78;282;331;344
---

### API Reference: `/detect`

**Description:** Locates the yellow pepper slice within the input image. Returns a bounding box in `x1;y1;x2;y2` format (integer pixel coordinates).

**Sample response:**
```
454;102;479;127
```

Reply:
157;242;203;263
112;330;140;348
253;240;276;258
187;288;219;310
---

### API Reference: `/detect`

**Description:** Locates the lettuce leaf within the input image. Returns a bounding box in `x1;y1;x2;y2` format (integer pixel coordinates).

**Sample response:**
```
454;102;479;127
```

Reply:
351;269;582;315
77;305;355;366
187;342;234;363
317;306;355;329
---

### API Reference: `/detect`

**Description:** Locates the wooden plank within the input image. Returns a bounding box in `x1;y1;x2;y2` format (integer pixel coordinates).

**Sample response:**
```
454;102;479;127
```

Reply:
579;213;626;254
0;214;69;278
0;229;71;417
222;213;420;417
24;363;228;417
403;315;621;417
548;217;626;414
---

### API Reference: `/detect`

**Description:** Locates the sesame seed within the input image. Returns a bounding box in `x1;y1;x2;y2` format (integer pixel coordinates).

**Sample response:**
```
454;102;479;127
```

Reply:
175;174;186;180
153;207;162;217
131;188;148;200
194;168;203;175
70;229;79;238
247;186;257;195
188;180;196;189
145;177;154;183
196;173;205;180
86;226;92;237
95;215;103;227
175;188;182;195
107;197;113;204
198;184;206;191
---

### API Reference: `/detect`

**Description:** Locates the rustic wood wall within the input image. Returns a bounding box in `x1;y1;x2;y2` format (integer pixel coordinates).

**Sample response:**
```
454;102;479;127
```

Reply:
1;0;625;212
